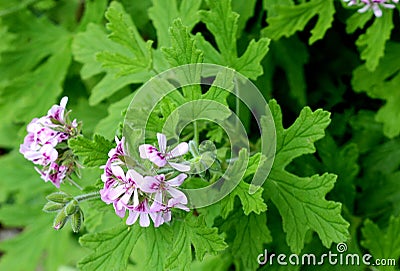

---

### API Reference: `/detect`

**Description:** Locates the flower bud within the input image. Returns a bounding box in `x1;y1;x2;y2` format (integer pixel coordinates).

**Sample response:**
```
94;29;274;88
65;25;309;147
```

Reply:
53;210;68;230
64;200;78;216
43;202;65;213
71;210;83;233
46;192;72;204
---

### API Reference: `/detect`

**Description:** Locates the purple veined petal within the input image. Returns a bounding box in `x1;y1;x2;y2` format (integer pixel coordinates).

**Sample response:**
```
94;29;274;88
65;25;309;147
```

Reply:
107;185;126;200
372;4;383;16
157;133;167;153
41;144;58;162
168;142;189;158
100;188;113;204
126;169;144;184
168;162;190;172
167;173;187;187
163;210;172;223
358;4;371;13
24;150;43;162
168;198;190;211
149;153;167;167
119;189;133;206
132;189;139;207
126;210;139;225
60;96;68;108
149;211;163;227
382;3;395;8
137;176;161;193
111;165;126;182
167;188;188;204
113;202;126;218
139;213;151;227
139;144;157;159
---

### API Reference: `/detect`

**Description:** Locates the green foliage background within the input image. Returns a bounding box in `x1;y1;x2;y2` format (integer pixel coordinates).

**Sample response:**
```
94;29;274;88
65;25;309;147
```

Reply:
0;0;399;270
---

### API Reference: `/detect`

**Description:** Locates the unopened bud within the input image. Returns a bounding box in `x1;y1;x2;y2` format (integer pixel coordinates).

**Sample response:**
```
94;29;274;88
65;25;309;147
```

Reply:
46;192;72;204
53;210;68;230
64;200;78;216
71;210;83;233
43;202;65;213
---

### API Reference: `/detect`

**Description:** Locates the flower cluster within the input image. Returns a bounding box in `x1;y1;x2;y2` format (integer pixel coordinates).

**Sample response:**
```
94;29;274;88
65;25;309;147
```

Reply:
100;134;190;227
20;97;80;188
343;0;399;17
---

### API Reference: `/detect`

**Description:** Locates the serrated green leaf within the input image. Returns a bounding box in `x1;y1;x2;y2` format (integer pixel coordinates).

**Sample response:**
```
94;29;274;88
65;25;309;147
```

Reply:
262;0;335;45
345;11;373;34
162;19;203;67
165;214;227;270
149;0;201;48
105;1;153;66
232;38;270;80
78;224;142;271
352;42;400;138
68;134;114;167
197;0;270;79
219;153;268;218
355;11;393;71
264;99;349;253
219;210;272;271
361;216;400;270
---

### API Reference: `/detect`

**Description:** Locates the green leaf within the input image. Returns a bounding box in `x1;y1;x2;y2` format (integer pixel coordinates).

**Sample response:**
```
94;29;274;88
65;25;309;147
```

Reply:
148;0;202;48
136;226;173;271
361;216;400;270
101;1;153;73
315;135;359;212
78;224;142;271
165;214;228;270
219;210;272;271
68;134;114;167
219;153;268;218
232;0;257;36
264;99;349;253
0;11;72;147
162;19;203;67
270;36;309;106
197;0;270;79
262;0;335;44
72;23;151;105
345;11;373;34
352;42;400;138
355;11;393;71
95;93;134;140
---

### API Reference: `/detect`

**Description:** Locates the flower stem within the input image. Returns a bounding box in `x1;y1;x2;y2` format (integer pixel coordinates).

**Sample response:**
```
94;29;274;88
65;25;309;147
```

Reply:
74;191;101;203
67;176;83;191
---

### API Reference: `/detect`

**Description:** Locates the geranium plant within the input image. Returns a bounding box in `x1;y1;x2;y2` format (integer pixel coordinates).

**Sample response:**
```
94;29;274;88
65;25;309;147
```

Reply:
0;0;399;271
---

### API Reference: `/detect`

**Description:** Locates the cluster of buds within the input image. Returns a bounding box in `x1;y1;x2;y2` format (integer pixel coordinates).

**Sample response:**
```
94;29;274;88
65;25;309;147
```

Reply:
343;0;399;17
19;97;81;188
100;134;190;227
43;192;84;232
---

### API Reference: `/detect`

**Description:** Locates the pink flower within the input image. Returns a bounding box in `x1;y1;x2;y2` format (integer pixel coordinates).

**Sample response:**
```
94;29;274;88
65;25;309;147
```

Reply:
358;0;397;17
100;165;141;218
35;162;68;188
20;96;81;187
139;133;190;172
136;173;188;207
107;136;126;164
47;96;68;124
